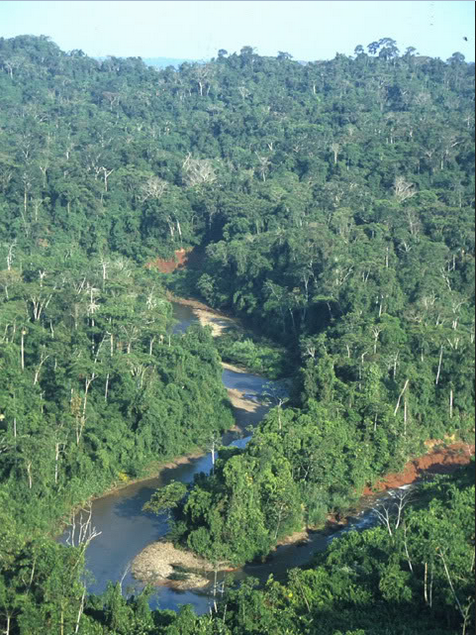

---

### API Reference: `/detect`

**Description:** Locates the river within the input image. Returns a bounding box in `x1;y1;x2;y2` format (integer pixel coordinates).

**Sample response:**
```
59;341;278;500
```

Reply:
60;302;398;615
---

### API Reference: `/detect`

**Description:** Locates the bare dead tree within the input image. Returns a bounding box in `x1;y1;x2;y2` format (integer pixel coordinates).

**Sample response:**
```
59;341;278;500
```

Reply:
20;328;27;372
64;503;101;632
401;521;414;572
371;325;383;354
435;346;444;385
54;441;66;485
394;378;410;416
65;503;102;549
33;351;50;385
118;563;131;594
71;372;96;446
423;560;434;608
192;63;215;97
330;142;341;165
393;176;417;202
373;487;413;537
437;548;474;635
6;240;16;271
138;175;168;203
182;154;216;187
26;460;33;489
30;283;54;321
238;85;250;101
386;351;400;380
74;588;86;634
99;166;114;192
208;433;222;472
255;153;271;182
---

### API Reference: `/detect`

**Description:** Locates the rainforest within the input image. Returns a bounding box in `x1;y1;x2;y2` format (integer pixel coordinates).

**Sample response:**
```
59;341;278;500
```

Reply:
0;35;474;634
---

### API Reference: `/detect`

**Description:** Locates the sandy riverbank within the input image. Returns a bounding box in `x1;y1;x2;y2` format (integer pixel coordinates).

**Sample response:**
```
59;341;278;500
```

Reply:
130;361;269;590
226;386;271;429
90;367;264;502
178;296;270;427
130;435;473;590
89;321;257;501
169;293;242;337
131;298;474;591
194;308;240;337
131;541;221;590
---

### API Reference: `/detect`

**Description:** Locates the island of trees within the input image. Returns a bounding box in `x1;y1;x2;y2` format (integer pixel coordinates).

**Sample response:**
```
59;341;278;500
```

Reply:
0;35;474;633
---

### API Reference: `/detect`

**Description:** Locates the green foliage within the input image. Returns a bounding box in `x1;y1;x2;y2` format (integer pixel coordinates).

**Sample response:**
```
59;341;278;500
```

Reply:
216;333;291;379
160;470;472;633
143;481;187;516
0;249;234;633
0;33;474;635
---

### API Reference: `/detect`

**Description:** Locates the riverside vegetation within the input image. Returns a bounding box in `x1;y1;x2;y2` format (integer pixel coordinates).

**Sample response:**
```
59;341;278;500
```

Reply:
0;35;474;633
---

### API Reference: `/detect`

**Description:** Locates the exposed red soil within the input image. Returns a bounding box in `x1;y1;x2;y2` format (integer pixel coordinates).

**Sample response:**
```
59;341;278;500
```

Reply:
363;442;475;495
146;248;204;273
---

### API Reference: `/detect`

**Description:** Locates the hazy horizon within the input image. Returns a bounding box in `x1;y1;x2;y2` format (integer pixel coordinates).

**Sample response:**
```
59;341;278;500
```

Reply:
1;1;474;64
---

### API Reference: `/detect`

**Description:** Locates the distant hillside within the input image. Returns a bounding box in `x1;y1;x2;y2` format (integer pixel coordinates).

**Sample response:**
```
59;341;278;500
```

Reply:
95;56;198;68
97;55;310;68
143;56;198;68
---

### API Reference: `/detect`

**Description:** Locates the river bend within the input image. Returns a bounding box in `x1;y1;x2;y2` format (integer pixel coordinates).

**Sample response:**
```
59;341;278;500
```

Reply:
60;302;393;615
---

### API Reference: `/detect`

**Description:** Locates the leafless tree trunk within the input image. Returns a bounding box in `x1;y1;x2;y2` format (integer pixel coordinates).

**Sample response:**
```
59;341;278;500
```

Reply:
182;154;216;187
74;589;86;634
74;374;96;445
387;351;399;379
424;561;429;605
435;346;444;385
82;374;96;418
274;503;288;540
403;398;408;436
6;240;16;270
372;325;382;354
30;292;54;321
103;167;114;192
330;142;340;165
66;503;102;549
118;563;131;594
55;442;65;485
139;175;167;202
255;154;271;182
437;549;469;631
209;434;220;473
104;373;110;403
373;488;413;536
33;352;50;385
26;461;32;489
402;522;413;572
100;258;110;285
359;351;368;391
20;329;27;371
429;561;434;608
394;379;409;416
393;176;416;201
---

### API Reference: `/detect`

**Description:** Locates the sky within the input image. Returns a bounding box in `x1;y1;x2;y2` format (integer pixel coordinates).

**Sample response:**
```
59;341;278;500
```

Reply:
1;1;474;63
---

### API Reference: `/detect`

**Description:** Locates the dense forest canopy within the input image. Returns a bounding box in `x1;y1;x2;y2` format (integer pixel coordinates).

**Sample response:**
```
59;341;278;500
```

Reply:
0;34;474;633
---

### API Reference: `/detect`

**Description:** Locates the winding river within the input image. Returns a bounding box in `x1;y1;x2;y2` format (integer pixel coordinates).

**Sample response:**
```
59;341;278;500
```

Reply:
60;302;397;615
